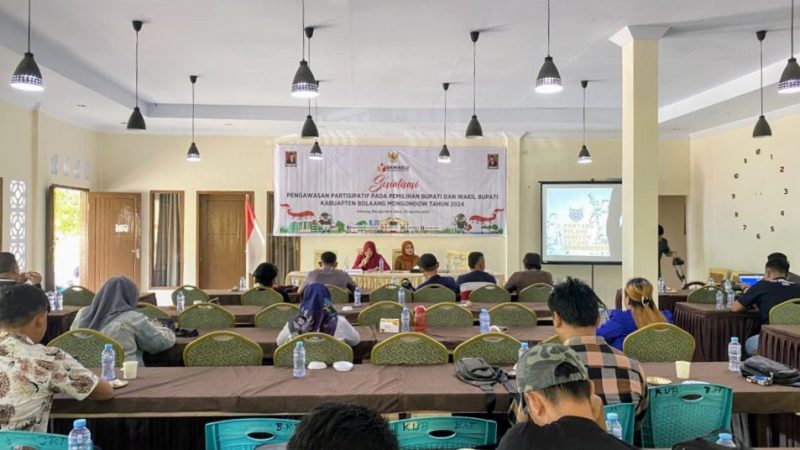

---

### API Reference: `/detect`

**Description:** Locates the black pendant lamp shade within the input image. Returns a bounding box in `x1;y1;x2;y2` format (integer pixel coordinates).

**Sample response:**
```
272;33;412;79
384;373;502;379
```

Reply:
779;0;800;93
754;30;772;138
440;82;452;163
301;113;319;138
577;145;592;164
291;0;318;98
577;80;592;164
466;31;483;138
186;75;201;162
127;20;146;131
309;140;323;160
10;0;44;91
535;0;562;93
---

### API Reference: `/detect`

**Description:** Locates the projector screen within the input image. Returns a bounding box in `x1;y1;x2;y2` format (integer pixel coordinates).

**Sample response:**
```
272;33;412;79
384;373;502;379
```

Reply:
540;181;622;264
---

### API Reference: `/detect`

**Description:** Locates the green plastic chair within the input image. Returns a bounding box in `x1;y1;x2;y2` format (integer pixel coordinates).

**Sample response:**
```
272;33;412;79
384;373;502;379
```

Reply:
370;284;414;303
425;303;473;327
517;283;553;303
413;284;457;303
254;303;300;329
183;331;263;367
769;298;800;324
48;329;124;367
171;285;210;305
136;302;171;320
178;303;236;329
453;332;522;365
468;285;511;303
542;334;561;344
687;285;725;304
240;287;283;307
489;303;538;327
641;384;733;448
388;417;497;450
205;418;301;450
325;284;350;304
370;332;449;365
357;301;404;326
273;332;353;367
0;431;69;449
62;285;94;307
603;403;635;445
623;323;696;362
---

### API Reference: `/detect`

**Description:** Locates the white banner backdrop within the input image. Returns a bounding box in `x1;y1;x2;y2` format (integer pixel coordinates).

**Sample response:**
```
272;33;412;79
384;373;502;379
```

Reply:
274;145;506;236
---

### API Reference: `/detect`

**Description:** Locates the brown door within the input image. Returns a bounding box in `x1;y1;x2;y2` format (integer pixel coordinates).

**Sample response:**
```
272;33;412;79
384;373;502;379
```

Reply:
198;192;250;289
87;193;141;291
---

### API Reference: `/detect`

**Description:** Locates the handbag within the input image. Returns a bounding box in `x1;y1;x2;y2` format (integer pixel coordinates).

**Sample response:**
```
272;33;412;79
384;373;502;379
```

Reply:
454;357;513;413
740;355;800;387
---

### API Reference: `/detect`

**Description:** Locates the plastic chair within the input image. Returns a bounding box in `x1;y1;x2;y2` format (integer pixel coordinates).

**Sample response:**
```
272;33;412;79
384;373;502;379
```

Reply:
254;303;300;329
183;331;263;367
0;431;69;449
388;416;497;450
240;287;283;307
453;332;522;365
325;284;350;304
48;329;124;368
370;284;414;303
413;284;457;303
603;403;635;445
357;301;404;326
769;298;800;325
542;334;561;344
517;283;553;303
136;302;171;320
178;303;236;329
623;323;696;362
370;332;449;365
489;303;538;327
468;285;511;303
682;281;706;290
425;303;473;327
171;285;210;305
62;286;94;307
641;384;733;448
205;418;301;450
273;332;354;367
687;285;724;304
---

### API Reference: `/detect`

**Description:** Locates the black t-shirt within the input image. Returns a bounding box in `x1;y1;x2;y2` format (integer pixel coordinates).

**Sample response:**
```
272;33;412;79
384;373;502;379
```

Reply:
658;238;671;276
497;417;637;450
738;278;800;324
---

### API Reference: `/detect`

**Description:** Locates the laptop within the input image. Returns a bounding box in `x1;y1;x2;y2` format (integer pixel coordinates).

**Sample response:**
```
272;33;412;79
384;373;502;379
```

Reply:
738;274;764;288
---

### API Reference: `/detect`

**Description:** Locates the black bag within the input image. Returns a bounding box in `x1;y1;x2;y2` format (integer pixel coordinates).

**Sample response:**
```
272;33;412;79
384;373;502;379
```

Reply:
740;355;800;387
672;429;754;450
454;357;512;413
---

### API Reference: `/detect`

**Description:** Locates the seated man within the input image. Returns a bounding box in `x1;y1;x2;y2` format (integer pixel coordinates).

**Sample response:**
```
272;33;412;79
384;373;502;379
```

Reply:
733;257;800;356
767;252;800;284
0;252;42;288
549;277;647;419
504;252;554;293
299;251;357;296
288;402;399;450
414;253;459;296
497;343;635;450
455;251;497;301
0;285;114;431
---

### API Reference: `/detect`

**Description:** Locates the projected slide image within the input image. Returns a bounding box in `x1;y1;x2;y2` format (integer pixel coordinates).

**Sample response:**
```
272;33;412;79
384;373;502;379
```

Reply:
545;187;612;258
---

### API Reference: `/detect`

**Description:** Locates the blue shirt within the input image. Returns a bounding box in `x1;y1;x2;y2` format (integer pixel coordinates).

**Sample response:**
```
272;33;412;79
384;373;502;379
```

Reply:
597;308;674;351
417;274;460;297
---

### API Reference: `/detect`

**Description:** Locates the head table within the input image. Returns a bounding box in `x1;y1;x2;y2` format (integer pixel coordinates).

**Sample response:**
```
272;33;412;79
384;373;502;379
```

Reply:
285;270;506;290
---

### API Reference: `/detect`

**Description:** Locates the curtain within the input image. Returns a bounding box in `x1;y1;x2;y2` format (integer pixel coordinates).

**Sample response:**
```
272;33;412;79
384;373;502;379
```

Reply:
267;191;299;283
153;193;182;287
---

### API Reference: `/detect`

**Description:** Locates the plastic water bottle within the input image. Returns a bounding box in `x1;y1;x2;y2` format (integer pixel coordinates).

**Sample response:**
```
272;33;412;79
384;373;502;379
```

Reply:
657;277;666;294
723;278;732;291
726;287;735;309
606;412;623;440
293;341;306;378
176;291;186;313
239;276;247;291
397;288;406;306
354;287;362;307
101;343;115;381
391;275;398;285
479;308;491;333
400;307;411;332
518;342;529;361
716;433;736;448
728;337;741;372
715;290;724;311
56;291;64;311
378;257;385;272
344;257;349;269
598;305;610;325
68;418;92;450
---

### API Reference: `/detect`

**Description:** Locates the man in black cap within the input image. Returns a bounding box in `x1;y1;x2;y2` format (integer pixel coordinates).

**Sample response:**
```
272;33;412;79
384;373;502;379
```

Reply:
504;252;554;293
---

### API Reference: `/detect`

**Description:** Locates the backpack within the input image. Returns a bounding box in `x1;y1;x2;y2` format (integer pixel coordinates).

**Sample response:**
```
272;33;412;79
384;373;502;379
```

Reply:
740;355;800;387
454;357;513;413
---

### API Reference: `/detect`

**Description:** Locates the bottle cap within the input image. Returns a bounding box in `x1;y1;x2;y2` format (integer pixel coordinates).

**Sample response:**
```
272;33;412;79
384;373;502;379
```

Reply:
74;418;86;428
520;342;529;349
296;341;304;348
481;308;488;313
730;337;739;343
606;412;618;421
718;433;732;440
104;343;113;350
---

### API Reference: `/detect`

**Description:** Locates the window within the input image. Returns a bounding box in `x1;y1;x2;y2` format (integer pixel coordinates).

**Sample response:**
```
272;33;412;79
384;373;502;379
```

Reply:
150;191;184;288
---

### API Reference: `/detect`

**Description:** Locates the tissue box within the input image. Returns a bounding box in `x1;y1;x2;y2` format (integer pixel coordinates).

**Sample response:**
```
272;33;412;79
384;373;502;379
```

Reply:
379;318;399;333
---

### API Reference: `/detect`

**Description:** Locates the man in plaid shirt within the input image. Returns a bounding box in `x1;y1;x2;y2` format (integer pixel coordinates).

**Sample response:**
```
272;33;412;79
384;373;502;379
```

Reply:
548;278;648;418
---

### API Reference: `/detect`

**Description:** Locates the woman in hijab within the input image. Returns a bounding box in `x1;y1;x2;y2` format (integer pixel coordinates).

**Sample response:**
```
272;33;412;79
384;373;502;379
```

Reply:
276;283;360;347
253;262;291;302
394;240;420;271
71;276;175;365
352;241;390;272
597;277;673;351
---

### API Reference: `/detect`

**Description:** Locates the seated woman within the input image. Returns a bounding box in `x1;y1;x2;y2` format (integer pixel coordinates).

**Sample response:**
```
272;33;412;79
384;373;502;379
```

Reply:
597;277;673;351
394;240;420;271
253;262;291;302
71;276;175;365
353;241;390;272
277;283;360;347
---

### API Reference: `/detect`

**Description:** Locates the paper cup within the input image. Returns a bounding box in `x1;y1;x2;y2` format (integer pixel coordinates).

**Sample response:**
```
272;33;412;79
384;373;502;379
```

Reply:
675;360;691;379
123;361;139;380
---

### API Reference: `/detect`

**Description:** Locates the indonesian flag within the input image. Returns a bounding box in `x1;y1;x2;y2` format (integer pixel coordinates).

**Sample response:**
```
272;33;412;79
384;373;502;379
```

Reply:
245;196;266;275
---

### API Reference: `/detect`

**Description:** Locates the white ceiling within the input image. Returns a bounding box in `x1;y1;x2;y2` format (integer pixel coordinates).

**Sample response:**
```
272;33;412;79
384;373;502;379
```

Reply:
0;0;798;138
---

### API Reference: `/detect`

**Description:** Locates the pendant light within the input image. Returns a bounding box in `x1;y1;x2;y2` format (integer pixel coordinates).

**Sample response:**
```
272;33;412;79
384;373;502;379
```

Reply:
291;0;318;98
779;0;800;93
309;97;322;160
753;30;772;138
126;20;146;131
535;0;563;94
577;80;592;164
465;31;483;139
10;0;44;91
439;82;452;163
300;27;319;138
186;75;201;162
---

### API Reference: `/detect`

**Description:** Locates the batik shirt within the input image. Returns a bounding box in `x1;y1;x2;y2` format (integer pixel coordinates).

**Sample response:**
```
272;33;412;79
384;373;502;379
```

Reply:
0;331;98;431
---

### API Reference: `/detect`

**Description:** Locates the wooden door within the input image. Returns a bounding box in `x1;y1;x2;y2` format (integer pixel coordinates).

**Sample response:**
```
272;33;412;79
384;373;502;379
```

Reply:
87;193;141;291
198;192;249;289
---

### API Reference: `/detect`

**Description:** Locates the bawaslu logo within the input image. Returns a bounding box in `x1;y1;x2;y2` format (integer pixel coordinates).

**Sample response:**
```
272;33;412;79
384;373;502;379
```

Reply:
377;150;410;172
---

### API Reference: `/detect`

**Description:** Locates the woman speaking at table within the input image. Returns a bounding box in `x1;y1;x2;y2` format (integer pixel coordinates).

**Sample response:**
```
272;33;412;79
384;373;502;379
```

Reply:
277;283;360;346
353;241;390;272
394;240;420;271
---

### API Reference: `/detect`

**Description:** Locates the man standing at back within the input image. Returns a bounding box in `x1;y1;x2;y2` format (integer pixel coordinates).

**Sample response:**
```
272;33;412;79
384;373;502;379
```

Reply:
455;251;496;301
299;251;357;296
504;252;554;293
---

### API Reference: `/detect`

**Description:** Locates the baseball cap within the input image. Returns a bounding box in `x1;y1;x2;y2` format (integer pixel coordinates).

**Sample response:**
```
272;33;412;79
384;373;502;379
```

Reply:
517;343;589;393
